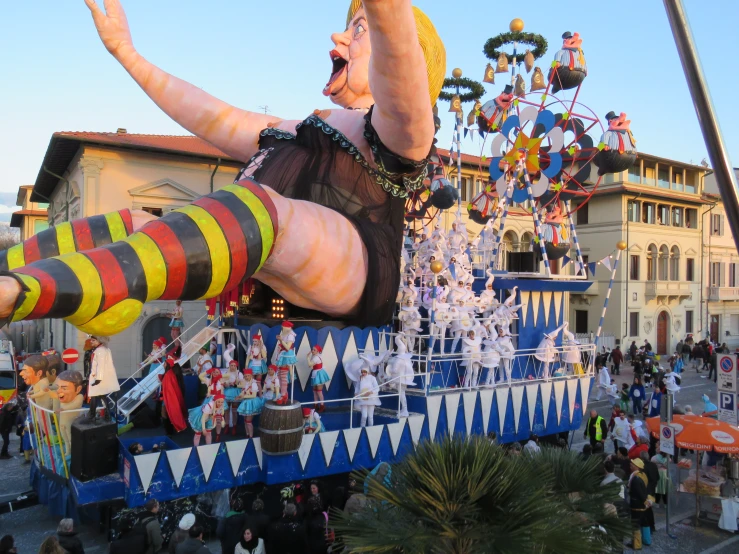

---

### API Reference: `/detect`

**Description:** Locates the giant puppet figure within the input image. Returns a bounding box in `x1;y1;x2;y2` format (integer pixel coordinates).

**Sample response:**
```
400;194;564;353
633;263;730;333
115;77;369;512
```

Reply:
0;0;446;335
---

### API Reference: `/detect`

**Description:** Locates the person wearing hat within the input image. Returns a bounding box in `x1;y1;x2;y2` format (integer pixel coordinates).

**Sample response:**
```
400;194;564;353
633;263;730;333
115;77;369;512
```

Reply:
627;457;653;549
307;345;330;412
386;334;416;417
261;365;280;402
86;335;120;421
237;370;264;438
479;84;514;130
195;345;213;375
461;329;483;388
356;366;381;427
600;111;637;155
223;359;246;436
550;32;587;93
189;392;225;446
303;407;325;434
246;330;268;387
159;355;187;435
272;321;297;405
168;513;196;554
477;270;497;319
167;300;184;341
534;324;566;380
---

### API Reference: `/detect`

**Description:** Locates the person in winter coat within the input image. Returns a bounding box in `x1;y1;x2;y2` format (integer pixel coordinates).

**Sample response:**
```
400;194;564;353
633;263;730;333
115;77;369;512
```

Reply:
169;514;195;554
0;401;19;459
109;518;147;554
216;497;248;554
305;496;330;554
247;499;271;551
268;503;307;554
56;519;85;554
175;525;211;554
611;346;623;375
234;525;265;554
86;335;120;420
141;498;164;554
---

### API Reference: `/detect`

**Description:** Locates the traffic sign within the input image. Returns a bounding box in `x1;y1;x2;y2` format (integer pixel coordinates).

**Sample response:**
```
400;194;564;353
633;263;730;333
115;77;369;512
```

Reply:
660;424;675;456
718;355;737;393
718;391;738;427
62;348;79;365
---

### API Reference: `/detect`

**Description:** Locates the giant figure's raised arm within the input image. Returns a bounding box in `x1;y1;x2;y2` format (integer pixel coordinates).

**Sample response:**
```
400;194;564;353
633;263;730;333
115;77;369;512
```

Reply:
84;0;277;161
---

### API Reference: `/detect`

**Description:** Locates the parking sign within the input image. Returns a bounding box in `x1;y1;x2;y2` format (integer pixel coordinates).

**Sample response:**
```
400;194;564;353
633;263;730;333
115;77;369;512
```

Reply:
718;391;738;426
660;424;675;456
718;355;737;392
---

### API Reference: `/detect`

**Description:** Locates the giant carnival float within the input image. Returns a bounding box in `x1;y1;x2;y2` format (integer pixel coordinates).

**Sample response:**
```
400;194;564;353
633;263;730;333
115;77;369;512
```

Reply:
0;0;638;530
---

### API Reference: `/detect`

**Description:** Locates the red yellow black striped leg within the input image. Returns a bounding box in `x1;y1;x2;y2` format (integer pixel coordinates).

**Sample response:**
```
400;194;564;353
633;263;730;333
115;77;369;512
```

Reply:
1;179;277;336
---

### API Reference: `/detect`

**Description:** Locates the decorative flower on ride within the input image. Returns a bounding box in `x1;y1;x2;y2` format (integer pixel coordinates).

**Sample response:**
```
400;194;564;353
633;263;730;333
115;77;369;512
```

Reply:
489;106;563;203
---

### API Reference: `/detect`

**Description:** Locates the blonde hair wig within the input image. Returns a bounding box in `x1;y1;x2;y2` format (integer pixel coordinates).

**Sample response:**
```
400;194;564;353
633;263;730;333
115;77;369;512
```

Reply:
346;1;446;106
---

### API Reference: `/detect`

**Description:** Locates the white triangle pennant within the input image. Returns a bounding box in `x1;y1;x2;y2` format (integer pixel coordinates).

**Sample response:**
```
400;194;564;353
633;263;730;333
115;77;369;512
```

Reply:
343;427;362;462
567;379;579;423
378;331;389;358
553;380;566;426
386;420;406;455
426;395;443;441
196;443;221;482
165;447;191;489
541;292;552;326
252;437;263;469
408;415;424;447
496;388;510;434
298;434;316;470
580;377;593;415
511;386;525;433
525;384;539;431
295;335;313;391
600;255;612;271
365;425;385;459
462;391;477;436
540;381;553;427
224;440;248;478
363;330;376;356
530;291;542;327
519;291;530;326
319;430;340;467
479;389;494;434
135;452;160;493
445;393;461;436
321;331;339;390
553;292;563;325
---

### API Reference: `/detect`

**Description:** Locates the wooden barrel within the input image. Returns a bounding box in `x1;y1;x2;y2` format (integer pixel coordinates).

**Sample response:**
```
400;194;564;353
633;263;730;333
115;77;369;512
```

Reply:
258;401;305;455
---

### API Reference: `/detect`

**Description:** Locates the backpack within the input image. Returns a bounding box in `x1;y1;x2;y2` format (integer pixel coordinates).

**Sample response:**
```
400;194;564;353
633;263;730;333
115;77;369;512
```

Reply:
135;515;156;548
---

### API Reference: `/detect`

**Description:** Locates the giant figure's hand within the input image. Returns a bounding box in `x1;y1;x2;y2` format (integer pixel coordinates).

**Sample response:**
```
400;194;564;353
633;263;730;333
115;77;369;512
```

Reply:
84;0;134;59
0;276;22;323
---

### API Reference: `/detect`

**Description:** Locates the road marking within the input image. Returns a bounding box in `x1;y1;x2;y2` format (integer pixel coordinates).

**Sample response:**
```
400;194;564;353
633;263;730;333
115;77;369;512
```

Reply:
699;534;739;554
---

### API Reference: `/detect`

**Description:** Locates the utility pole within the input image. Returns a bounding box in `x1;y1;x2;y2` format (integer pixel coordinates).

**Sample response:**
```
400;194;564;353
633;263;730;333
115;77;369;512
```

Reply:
257;105;270;115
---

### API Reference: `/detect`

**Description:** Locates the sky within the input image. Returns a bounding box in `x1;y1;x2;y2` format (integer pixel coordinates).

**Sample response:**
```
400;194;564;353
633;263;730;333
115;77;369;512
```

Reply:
1;0;738;211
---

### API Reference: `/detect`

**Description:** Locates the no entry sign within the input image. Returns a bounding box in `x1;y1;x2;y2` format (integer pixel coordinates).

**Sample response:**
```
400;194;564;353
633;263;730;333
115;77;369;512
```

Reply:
718;355;737;393
62;348;79;365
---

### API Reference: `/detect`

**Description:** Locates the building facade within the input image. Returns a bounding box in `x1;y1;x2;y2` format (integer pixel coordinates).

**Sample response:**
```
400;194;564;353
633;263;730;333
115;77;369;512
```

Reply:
10;185;48;240
27;130;243;376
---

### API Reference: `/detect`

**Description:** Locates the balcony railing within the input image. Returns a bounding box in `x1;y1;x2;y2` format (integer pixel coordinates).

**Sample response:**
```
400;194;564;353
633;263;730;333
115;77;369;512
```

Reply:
645;280;692;299
708;287;739;302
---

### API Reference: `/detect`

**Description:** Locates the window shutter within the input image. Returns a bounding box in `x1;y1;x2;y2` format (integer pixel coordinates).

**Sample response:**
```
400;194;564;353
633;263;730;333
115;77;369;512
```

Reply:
721;262;725;287
720;215;725;236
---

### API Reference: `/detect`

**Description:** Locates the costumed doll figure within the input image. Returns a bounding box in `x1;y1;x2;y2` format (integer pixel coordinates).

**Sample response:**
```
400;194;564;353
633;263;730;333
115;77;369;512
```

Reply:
48;370;84;456
246;331;268;386
158;355;187;435
663;371;680;398
199;366;224;406
189;392;226;446
496;326;516;384
356;367;381;427
223;359;246;435
541;204;569;260
308;345;330;412
0;0;446;361
534;324;566;379
87;336;120;421
461;329;483;388
449;300;475;353
196;345;213;375
385;334;415;417
467;183;497;225
272;321;297;405
168;300;184;340
549;32;587;93
560;322;583;375
595;111;637;175
262;364;280;402
237;370;264;438
21;355;54;411
477;271;497;319
481;338;502;386
303;407;326;434
479;84;514;131
398;298;423;351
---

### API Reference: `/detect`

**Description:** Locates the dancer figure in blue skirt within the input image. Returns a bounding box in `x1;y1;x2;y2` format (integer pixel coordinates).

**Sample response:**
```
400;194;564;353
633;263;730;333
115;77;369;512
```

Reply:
237;369;264;438
223;359;245;436
189;393;225;446
273;321;297;405
308;345;330;412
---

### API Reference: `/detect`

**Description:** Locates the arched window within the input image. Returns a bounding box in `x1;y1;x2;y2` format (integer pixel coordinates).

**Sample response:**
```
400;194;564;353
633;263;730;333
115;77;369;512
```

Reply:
646;244;658;281
669;246;680;281
499;231;518;270
520;232;534;252
658;245;669;280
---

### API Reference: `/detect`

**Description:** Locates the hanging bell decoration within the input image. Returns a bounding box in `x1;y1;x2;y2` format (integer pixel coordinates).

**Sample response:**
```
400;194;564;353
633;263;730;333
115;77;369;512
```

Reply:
530;67;546;91
514;74;526;96
483;63;495;83
467;100;482;127
524;50;535;73
495;52;509;73
448;94;462;113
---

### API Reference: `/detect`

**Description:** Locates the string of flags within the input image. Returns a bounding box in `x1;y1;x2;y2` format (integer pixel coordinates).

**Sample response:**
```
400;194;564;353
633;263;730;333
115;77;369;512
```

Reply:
561;250;616;277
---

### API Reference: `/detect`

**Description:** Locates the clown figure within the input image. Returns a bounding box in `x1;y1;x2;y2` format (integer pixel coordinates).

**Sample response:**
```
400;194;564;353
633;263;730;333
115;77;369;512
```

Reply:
237;369;264;438
272;321;297;404
223;359;245;435
189;393;226;446
398;298;423;351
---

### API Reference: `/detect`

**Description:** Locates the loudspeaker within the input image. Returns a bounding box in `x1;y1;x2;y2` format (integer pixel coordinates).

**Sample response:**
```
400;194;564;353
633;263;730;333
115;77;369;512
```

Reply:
70;420;118;482
507;252;538;273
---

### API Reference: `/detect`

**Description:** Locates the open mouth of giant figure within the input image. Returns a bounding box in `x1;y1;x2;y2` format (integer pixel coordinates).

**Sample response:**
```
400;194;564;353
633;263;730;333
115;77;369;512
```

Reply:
324;50;348;96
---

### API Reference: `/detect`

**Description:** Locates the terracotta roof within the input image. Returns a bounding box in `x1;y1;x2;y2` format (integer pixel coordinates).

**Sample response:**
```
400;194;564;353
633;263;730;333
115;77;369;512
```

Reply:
10;209;47;228
31;132;240;202
437;148;489;168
